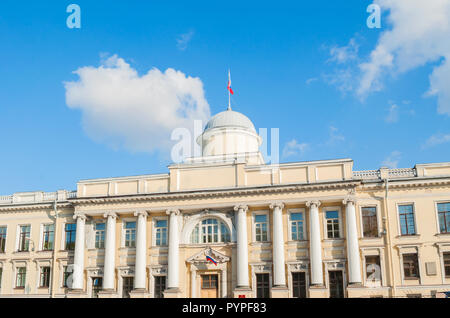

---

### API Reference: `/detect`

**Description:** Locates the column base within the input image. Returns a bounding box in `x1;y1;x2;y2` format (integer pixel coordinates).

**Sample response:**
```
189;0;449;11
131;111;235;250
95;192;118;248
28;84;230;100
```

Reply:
270;285;289;298
233;287;253;298
163;288;182;298
308;285;328;298
66;289;88;298
129;289;149;298
98;289;118;298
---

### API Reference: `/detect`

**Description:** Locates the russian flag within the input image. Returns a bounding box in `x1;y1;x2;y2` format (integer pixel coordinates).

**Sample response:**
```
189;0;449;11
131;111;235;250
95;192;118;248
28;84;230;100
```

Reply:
206;255;217;265
227;70;234;95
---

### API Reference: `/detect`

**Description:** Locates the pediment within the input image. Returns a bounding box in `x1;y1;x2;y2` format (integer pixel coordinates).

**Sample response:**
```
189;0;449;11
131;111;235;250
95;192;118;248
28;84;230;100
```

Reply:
186;247;230;264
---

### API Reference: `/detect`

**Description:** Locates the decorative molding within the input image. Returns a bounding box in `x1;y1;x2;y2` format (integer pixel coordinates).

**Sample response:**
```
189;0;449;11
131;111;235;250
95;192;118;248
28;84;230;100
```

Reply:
103;212;118;219
134;210;148;218
234;205;248;213
306;200;321;208
186;247;230;265
73;213;87;221
269;202;284;210
166;209;180;216
343;196;357;205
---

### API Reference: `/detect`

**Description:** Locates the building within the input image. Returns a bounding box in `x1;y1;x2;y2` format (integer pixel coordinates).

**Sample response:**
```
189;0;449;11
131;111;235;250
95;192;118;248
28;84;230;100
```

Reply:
0;107;450;298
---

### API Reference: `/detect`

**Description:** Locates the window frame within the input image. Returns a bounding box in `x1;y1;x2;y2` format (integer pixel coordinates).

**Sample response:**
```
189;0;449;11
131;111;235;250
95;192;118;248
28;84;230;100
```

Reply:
435;201;450;234
152;216;169;247
17;224;31;252
64;222;77;251
402;253;420;280
288;209;306;242
15;266;26;288
190;217;231;245
40;223;55;251
396;203;418;236
359;205;380;238
39;266;51;288
94;222;106;249
0;226;7;253
122;220;137;248
443;252;450;278
153;275;166;299
252;211;270;243
322;206;343;240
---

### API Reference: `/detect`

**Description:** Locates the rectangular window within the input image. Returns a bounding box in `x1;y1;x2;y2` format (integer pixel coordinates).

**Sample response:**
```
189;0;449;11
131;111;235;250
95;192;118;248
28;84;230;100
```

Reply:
254;215;268;242
125;222;136;247
398;204;416;235
122;277;134;298
329;270;344;298
16;267;26;288
444;253;450;278
18;225;31;252
326;211;340;239
290;213;304;241
292;272;306;298
403;253;420;279
63;266;70;288
0;267;2;289
95;223;106;249
437;203;450;234
92;277;102;298
365;255;381;286
0;227;6;253
256;273;270;298
362;207;378;237
42;224;54;251
155;220;168;246
154;276;166;298
40;266;51;288
65;223;76;250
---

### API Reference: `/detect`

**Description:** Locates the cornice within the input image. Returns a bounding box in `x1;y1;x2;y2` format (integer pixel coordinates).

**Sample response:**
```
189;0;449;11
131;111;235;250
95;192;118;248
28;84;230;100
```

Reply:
68;180;361;206
361;178;450;191
0;202;72;213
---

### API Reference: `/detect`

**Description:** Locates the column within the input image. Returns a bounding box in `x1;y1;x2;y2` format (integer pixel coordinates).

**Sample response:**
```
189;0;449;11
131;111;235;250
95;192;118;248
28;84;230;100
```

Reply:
307;200;323;285
234;205;249;288
72;213;86;290
270;202;286;286
221;267;227;298
166;209;180;289
191;268;196;298
134;211;148;290
343;197;362;284
102;212;117;290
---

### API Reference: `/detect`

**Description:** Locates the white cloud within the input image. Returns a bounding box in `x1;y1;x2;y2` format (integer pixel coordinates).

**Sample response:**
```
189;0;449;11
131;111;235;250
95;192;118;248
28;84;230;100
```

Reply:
357;0;450;115
282;139;308;159
385;104;399;123
176;30;195;51
305;77;318;85
328;126;345;144
381;150;401;168
422;133;450;149
64;55;211;154
328;38;359;64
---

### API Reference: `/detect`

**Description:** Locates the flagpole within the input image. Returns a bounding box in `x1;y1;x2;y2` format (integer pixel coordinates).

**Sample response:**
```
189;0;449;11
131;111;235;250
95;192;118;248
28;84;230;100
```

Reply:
228;69;231;111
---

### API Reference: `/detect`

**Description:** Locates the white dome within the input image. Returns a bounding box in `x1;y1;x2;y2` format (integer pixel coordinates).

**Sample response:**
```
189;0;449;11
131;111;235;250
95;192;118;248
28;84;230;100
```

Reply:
204;110;256;133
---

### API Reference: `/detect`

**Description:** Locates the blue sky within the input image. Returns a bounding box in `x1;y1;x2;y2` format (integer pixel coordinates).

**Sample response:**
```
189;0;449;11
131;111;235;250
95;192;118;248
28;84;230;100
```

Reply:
0;0;449;194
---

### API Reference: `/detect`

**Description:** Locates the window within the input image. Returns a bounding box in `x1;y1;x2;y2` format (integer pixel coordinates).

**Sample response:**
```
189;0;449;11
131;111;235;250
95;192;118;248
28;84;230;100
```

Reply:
65;223;76;250
95;223;106;249
254;215;268;242
362;207;378;237
437;203;450;234
155;220;168;246
407;294;422;298
124;222;136;247
365;255;381;286
190;218;231;244
256;273;270;298
40;267;51;288
0;267;2;288
444;253;450;278
290;213;304;241
329;271;344;298
292;272;306;298
403;253;420;279
326;211;340;239
92;277;102;298
42;224;54;251
18;225;31;252
398;204;416;235
0;227;6;253
16;267;26;288
154;276;166;298
201;274;218;289
63;266;70;288
122;277;134;298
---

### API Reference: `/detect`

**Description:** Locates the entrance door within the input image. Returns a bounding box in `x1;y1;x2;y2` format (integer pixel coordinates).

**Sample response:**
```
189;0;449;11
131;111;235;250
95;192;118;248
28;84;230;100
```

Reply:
200;274;218;298
292;272;307;298
328;271;344;298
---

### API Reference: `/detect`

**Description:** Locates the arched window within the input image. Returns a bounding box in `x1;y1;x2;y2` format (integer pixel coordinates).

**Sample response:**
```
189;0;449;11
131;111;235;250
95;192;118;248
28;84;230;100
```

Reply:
190;218;231;244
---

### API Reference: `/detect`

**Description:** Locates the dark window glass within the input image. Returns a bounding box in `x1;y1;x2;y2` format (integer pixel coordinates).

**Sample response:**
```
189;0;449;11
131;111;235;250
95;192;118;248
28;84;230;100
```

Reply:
329;271;344;298
92;277;102;298
403;254;420;279
398;205;416;235
42;224;54;251
443;253;450;278
362;207;378;237
65;223;76;250
292;272;306;298
437;203;450;233
18;225;31;252
40;267;51;287
256;273;270;298
0;227;6;253
201;274;218;289
16;267;26;288
326;211;340;239
122;277;134;298
154;276;166;298
63;266;70;288
365;256;382;285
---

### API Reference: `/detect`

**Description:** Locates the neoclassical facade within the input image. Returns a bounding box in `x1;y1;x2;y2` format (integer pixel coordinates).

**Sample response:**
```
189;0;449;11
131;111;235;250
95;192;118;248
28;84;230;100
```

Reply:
0;108;450;298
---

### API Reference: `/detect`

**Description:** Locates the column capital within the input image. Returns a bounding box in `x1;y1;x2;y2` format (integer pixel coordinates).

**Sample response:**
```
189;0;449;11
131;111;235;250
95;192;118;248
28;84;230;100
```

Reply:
134;210;148;218
343;196;357;205
306;200;321;208
103;212;118;219
269;202;284;210
234;205;248;213
166;209;180;216
73;213;87;221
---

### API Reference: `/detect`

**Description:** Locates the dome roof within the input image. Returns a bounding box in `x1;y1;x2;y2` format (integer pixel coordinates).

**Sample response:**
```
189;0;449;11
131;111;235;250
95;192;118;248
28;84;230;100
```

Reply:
204;109;256;133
